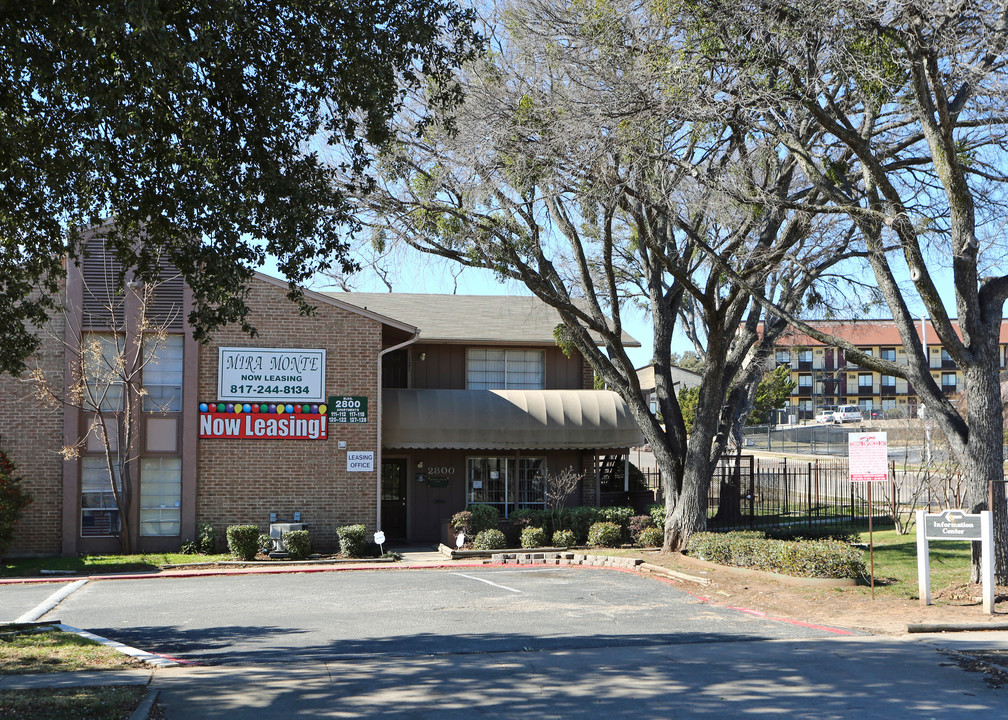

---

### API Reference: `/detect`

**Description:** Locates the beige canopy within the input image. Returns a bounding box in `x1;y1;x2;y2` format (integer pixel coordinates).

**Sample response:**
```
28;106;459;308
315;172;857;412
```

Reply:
382;389;644;450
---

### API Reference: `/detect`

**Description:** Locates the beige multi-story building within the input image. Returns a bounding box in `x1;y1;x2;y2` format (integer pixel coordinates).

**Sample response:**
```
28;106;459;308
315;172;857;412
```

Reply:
772;319;1008;420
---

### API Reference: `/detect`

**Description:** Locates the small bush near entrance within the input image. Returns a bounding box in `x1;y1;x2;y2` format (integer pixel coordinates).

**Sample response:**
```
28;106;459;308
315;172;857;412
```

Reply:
587;521;621;548
283;529;311;560
468;504;500;534
567;506;603;543
337;524;367;557
473;528;507;550
226;525;260;561
638;527;664;547
520;526;545;548
258;533;273;556
648;504;665;530
599;506;634;537
197;522;217;553
628;514;654;542
552;529;576;547
687;531;867;579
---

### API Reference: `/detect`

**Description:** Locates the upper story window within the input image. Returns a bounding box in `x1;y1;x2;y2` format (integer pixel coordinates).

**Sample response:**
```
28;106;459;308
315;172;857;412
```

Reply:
776;350;791;365
467;349;544;390
143;335;183;412
797;349;812;364
798;373;812;388
881;347;896;362
82;333;125;412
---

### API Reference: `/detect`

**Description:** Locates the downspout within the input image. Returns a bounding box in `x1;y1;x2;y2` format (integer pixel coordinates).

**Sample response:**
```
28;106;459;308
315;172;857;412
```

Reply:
376;330;420;531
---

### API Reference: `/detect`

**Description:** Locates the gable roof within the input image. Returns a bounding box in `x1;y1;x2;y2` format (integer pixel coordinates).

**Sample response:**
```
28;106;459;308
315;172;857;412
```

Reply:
328;292;640;347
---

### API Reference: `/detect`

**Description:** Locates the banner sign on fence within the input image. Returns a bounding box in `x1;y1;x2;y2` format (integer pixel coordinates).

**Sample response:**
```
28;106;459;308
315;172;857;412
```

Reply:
848;432;888;482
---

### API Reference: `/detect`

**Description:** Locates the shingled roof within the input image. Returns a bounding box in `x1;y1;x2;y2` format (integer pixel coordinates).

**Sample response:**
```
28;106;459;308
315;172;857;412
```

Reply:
329;292;640;347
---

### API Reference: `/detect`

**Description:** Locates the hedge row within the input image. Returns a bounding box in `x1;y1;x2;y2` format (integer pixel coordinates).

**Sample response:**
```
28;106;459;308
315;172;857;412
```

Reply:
686;531;867;579
453;504;656;546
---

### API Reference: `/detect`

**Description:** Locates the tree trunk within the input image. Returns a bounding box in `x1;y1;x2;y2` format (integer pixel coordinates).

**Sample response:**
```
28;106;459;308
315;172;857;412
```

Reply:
664;464;708;551
961;365;1008;583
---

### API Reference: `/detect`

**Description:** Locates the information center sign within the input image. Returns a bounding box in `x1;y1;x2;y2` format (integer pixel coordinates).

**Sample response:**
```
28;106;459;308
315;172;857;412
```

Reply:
848;432;888;482
218;347;326;403
922;509;983;541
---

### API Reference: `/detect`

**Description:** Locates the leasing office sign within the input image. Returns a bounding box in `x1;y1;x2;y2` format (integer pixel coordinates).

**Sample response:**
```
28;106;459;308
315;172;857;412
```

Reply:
217;347;326;403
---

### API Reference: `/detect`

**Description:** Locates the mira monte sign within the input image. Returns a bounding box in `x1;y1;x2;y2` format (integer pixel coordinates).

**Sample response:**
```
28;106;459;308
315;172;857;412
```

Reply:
217;347;326;403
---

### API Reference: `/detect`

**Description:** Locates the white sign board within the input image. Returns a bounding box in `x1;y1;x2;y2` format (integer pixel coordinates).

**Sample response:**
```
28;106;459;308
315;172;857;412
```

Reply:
848;432;888;482
218;347;326;403
347;451;374;472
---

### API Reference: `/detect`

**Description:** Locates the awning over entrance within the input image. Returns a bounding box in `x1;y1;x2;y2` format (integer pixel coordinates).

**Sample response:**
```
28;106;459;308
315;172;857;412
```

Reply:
383;389;644;450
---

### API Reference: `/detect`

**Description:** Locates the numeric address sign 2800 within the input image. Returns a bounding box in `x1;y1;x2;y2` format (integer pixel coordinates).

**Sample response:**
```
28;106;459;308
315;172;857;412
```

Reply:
218;347;326;403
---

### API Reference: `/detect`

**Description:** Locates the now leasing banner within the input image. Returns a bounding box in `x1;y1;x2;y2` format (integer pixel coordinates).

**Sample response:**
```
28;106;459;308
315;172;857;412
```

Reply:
199;412;328;440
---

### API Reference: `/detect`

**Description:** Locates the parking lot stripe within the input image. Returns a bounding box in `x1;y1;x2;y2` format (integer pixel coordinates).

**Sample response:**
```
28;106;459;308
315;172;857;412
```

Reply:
452;572;522;593
14;579;88;622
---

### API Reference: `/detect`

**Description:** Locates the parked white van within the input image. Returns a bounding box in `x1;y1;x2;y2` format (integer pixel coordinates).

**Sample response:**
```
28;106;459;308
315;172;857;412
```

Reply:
834;405;863;423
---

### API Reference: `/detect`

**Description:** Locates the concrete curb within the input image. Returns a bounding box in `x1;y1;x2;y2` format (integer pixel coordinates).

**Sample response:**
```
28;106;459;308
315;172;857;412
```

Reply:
908;622;1008;633
13;579;88;622
128;687;160;720
58;623;181;668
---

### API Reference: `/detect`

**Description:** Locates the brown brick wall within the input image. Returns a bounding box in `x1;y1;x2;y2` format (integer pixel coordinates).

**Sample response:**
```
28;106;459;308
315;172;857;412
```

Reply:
196;278;382;552
0;313;66;556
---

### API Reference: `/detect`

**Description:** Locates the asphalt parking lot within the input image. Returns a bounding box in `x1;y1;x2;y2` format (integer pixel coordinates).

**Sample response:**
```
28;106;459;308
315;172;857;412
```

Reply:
37;566;847;665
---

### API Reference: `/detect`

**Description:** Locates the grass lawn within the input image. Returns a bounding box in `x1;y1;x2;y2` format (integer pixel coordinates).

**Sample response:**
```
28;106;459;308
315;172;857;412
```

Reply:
0;628;146;674
861;527;974;599
1;552;233;578
0;686;147;720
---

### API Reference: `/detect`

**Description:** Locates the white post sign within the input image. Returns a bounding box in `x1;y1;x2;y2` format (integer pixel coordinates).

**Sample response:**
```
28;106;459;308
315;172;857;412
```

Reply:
916;509;994;614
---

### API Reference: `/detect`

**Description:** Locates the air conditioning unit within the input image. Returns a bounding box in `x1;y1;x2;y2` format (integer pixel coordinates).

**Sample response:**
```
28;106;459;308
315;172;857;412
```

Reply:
269;522;306;552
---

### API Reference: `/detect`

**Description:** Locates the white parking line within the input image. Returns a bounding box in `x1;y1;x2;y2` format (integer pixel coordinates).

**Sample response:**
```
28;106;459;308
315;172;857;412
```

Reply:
14;579;88;623
452;573;523;593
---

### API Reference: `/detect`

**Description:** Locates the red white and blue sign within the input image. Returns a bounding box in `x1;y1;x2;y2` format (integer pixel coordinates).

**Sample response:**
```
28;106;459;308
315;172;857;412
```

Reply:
199;402;328;440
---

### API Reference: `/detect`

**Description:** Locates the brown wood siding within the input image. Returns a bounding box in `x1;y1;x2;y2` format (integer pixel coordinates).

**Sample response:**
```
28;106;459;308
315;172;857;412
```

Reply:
409;344;584;390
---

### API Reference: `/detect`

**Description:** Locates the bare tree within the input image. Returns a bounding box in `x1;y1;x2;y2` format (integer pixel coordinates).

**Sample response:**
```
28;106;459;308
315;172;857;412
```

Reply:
31;274;179;553
674;0;1008;580
341;0;858;550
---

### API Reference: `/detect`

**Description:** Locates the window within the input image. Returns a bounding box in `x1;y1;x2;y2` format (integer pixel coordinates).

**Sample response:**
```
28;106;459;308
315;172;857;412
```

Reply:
798;349;812;364
942;372;957;391
798;374;812;388
880;348;896;362
82;333;125;412
859;373;873;388
143;335;183;412
466;456;545;517
881;374;896;389
776;350;790;365
140;457;181;536
466;349;544;390
859;399;873;412
941;349;953;365
81;457;120;537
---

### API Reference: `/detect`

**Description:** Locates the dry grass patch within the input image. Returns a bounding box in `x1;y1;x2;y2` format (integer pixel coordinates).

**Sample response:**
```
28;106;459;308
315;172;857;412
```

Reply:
0;686;147;720
0;628;146;674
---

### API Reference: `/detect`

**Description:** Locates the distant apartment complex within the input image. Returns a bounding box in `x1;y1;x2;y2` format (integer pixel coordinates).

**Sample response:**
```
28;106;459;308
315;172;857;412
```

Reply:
772;319;1008;420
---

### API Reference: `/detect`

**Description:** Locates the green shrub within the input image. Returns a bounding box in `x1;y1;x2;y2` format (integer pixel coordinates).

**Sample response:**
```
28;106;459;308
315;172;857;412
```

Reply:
648;503;665;529
258;533;274;555
587;521;622;548
468;504;500;534
450;510;474;536
179;539;198;555
687;531;866;579
0;449;32;560
638;527;664;547
197;522;217;554
628;514;654;542
599;505;634;531
552;529;576;547
473;528;507;550
520;526;546;548
566;506;603;543
226;524;260;561
763;526;862;544
337;524;367;557
283;529;311;560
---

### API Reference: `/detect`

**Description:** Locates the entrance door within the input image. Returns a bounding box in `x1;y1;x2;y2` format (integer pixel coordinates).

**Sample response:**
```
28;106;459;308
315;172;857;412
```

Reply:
381;460;407;540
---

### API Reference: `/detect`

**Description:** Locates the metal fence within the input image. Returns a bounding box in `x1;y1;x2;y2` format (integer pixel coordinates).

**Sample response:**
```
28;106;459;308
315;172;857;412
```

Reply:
635;456;892;534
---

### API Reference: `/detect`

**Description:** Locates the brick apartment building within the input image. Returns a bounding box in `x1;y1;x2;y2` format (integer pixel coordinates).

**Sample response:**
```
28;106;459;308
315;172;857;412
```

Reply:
773;319;1008;420
0;249;642;556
